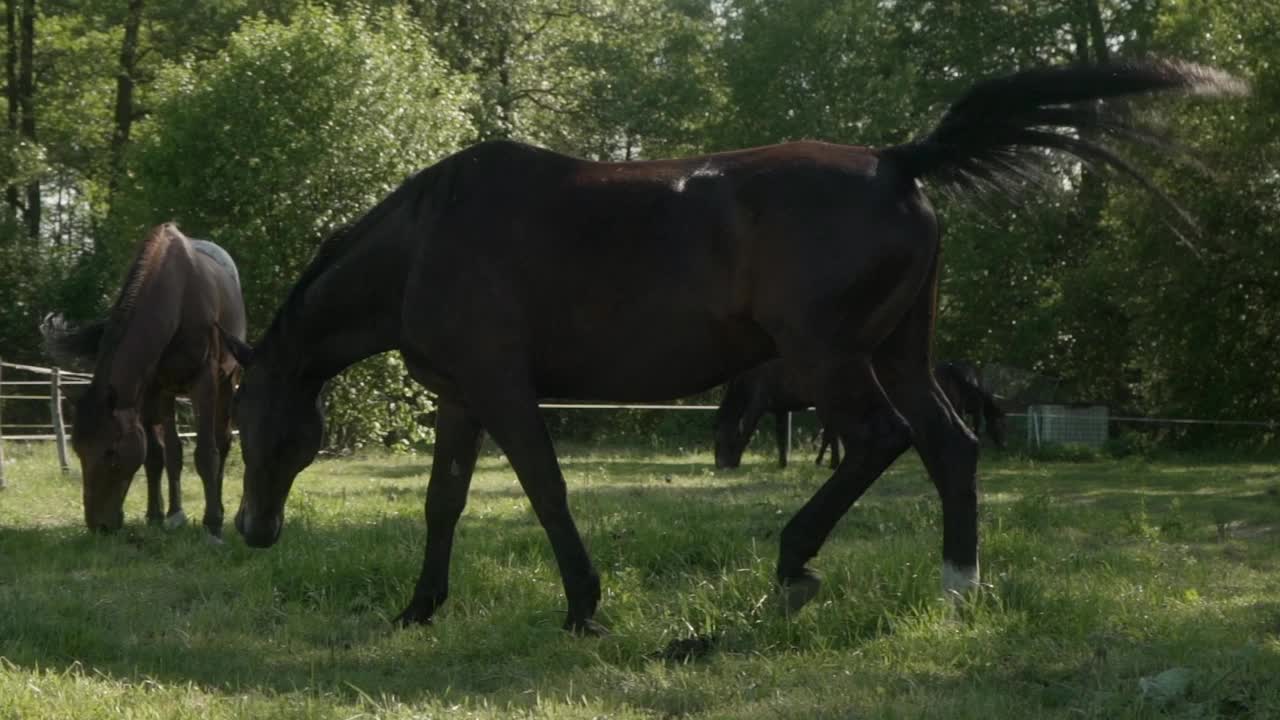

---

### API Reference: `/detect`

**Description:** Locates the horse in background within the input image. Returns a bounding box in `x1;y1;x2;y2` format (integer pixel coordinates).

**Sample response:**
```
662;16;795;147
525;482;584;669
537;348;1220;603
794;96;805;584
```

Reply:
934;361;1007;448
716;359;1005;470
42;223;246;538
713;360;839;470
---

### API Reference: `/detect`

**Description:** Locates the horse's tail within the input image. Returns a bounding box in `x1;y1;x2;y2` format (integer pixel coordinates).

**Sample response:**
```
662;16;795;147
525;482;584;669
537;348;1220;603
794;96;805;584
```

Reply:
40;313;106;370
879;59;1246;232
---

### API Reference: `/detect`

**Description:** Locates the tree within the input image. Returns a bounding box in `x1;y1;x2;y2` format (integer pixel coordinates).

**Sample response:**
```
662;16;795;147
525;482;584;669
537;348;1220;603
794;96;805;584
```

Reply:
121;5;476;448
106;0;142;203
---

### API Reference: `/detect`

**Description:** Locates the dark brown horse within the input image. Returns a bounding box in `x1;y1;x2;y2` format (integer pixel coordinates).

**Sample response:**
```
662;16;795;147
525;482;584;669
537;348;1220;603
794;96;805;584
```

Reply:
44;223;246;538
714;359;1005;470
225;61;1242;633
934;361;1007;448
712;359;839;470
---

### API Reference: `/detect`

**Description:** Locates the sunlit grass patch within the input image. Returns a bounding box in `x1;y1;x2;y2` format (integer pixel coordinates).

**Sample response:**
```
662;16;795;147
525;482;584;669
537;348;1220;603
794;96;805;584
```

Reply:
2;442;1279;718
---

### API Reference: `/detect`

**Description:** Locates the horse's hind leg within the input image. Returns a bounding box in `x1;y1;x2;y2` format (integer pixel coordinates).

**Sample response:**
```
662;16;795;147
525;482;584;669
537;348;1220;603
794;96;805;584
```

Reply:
143;420;165;526
774;411;791;468
881;365;980;596
776;355;912;611
160;395;187;528
396;400;483;627
190;368;227;540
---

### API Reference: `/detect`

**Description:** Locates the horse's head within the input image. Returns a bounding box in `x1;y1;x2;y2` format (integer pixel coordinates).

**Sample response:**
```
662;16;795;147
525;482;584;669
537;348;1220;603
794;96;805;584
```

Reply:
72;384;146;533
713;376;761;470
224;334;324;548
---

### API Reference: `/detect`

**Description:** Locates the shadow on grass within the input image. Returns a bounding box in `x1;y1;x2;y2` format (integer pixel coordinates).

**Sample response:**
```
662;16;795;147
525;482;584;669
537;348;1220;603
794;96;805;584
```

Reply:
3;452;1279;716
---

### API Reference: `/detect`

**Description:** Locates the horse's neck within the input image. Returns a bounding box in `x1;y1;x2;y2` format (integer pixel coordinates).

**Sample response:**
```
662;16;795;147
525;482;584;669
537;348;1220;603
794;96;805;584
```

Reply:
99;246;188;407
277;222;413;382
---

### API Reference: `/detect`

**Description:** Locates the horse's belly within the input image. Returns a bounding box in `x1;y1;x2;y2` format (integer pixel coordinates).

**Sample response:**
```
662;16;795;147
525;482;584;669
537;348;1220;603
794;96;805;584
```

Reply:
530;313;772;402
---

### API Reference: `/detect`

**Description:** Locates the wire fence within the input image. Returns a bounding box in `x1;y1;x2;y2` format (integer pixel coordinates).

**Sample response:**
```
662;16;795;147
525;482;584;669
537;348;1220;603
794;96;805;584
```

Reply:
2;360;1276;488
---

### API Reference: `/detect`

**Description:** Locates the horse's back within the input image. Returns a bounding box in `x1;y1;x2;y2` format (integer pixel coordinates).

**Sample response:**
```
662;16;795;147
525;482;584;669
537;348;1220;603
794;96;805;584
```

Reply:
406;139;938;401
183;236;246;341
190;239;240;290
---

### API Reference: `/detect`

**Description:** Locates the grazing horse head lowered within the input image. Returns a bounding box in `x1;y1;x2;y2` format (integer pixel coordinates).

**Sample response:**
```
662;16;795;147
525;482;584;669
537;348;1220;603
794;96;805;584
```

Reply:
228;60;1244;634
43;224;247;537
714;360;827;470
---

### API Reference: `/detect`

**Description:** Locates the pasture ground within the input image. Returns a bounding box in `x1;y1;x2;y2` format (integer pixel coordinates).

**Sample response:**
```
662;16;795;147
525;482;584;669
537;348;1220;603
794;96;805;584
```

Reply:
1;441;1279;719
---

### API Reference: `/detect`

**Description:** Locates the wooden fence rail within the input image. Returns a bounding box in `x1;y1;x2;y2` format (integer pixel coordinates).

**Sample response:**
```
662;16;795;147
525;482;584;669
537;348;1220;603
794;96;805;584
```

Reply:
0;360;5;489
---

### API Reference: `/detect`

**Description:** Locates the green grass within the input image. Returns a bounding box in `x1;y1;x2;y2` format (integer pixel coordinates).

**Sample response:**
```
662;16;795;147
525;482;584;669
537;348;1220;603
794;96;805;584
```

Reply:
2;441;1279;719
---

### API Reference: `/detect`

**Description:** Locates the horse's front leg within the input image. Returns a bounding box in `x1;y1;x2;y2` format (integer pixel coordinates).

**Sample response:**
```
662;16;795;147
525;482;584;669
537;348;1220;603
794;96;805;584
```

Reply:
189;368;228;540
141;390;174;526
396;400;483;626
464;379;602;635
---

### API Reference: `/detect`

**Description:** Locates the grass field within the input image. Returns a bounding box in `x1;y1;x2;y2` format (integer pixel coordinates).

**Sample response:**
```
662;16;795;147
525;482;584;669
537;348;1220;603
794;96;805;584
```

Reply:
1;440;1279;719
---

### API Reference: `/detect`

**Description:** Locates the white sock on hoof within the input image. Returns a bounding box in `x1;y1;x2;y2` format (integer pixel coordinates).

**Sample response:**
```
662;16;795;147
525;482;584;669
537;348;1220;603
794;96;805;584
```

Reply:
164;510;188;530
942;560;980;597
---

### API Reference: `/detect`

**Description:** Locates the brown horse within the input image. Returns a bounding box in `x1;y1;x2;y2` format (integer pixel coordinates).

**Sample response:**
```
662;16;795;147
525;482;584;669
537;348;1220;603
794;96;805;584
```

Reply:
934;361;1007;448
224;61;1242;634
44;223;246;538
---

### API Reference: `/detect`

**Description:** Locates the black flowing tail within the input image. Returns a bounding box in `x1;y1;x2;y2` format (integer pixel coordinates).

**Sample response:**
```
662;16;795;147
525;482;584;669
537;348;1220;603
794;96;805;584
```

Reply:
40;313;106;370
880;59;1246;231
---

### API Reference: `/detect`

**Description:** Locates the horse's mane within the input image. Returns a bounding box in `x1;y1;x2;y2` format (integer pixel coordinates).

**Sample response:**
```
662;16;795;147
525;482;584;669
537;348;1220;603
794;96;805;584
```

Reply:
260;162;446;349
113;224;175;318
42;224;179;368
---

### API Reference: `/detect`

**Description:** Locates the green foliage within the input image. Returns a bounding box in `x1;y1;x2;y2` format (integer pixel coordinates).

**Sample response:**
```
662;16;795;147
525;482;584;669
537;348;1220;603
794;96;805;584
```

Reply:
718;0;920;148
322;354;435;451
115;5;472;450
2;0;1278;450
0;224;68;364
122;5;474;324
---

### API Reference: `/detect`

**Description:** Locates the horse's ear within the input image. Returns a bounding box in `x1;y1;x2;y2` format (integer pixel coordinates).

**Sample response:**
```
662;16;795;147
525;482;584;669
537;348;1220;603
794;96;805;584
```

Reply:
217;324;255;368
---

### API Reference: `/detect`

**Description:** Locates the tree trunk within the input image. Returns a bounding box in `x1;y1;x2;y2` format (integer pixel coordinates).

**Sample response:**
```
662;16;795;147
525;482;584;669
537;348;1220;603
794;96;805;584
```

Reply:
1084;0;1111;64
1074;0;1109;234
494;36;513;139
107;0;143;202
17;0;35;239
4;0;17;218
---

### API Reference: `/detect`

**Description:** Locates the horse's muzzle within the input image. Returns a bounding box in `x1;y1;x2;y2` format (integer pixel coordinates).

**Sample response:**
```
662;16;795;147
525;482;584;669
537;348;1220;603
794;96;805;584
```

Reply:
85;507;125;534
235;507;282;548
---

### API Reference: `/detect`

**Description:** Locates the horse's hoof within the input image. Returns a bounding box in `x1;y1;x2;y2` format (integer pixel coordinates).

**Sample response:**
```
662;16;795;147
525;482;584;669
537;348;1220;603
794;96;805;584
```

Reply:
205;533;225;546
781;570;822;615
394;605;435;628
942;562;981;600
164;510;188;530
146;514;164;527
564;617;609;637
